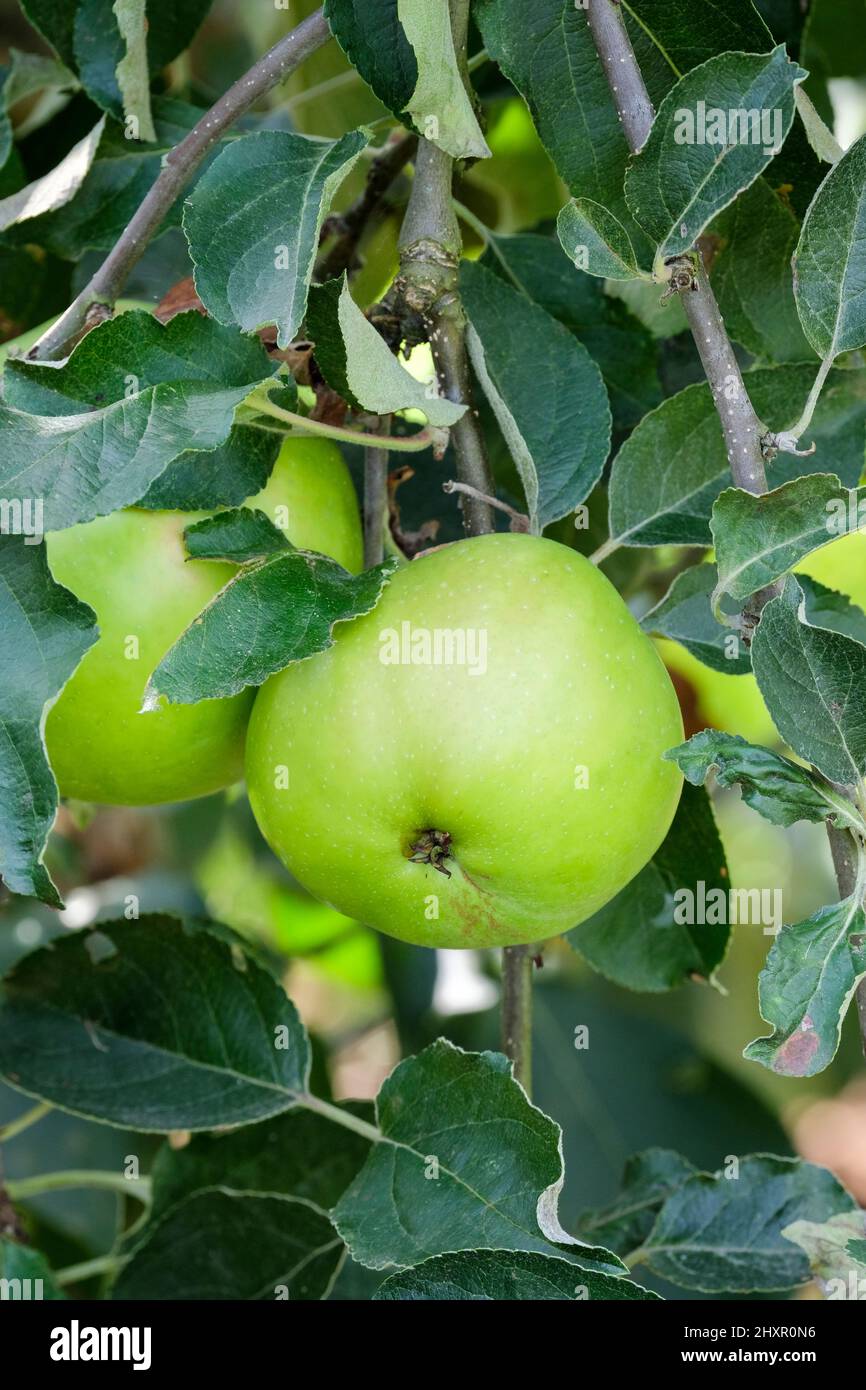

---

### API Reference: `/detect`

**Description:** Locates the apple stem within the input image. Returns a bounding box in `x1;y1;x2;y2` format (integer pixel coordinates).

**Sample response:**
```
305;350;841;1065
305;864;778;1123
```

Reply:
501;946;534;1097
364;415;392;567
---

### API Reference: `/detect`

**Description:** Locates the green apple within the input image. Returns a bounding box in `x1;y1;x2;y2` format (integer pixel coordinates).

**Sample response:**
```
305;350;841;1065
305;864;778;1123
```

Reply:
246;533;684;950
658;531;866;743
45;436;363;805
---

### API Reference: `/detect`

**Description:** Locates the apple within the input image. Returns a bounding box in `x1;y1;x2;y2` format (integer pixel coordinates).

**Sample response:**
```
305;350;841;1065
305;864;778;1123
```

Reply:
45;436;363;805
658;531;866;744
245;533;684;949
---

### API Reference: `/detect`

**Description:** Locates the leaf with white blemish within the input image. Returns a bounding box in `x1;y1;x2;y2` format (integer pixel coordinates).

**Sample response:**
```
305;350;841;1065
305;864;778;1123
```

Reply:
639;1155;857;1291
332;1039;623;1275
745;895;866;1078
783;1212;866;1291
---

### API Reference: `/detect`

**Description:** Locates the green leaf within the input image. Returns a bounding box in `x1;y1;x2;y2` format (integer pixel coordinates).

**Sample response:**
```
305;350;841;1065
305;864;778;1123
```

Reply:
626;47;805;262
640;564;751;674
0;49;78;171
396;0;489;160
113;1190;341;1300
606;364;866;547
800;0;866;83
475;0;649;260
578;1149;699;1258
113;0;156;143
0;1239;65;1299
183;507;293;563
751;578;866;785
21;0;213;101
3;99;219;258
184;129;369;347
374;1249;659;1301
0;311;274;531
305;277;360;407
144;515;397;705
557;198;642;280
479;232;661;432
0;117;105;234
18;4;77;70
323;0;416;123
709;177;814;363
713;474;866;601
478;0;772;267
568;782;730;992
0;916;311;1131
624;0;774;73
665;729;866;835
793;132;866;359
800;574;866;645
783;1212;866;1292
0;537;96;907
460;259;611;531
324;0;488;159
148;1105;373;1222
138;426;280;512
306;275;466;427
332;1039;624;1274
641;1155;856;1291
745;894;866;1078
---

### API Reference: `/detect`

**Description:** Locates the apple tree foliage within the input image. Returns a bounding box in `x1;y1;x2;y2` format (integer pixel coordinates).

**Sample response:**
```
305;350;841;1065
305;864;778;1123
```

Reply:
1;0;866;1300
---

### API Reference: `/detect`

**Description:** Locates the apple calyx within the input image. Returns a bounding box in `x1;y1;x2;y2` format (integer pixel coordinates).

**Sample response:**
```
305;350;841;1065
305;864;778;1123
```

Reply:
407;828;453;877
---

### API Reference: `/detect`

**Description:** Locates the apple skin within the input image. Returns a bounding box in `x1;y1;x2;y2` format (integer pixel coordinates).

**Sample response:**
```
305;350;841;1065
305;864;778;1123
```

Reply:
45;436;363;805
246;533;684;949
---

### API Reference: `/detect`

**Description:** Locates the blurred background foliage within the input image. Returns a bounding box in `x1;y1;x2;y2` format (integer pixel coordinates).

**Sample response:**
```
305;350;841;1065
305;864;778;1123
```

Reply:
2;0;866;1298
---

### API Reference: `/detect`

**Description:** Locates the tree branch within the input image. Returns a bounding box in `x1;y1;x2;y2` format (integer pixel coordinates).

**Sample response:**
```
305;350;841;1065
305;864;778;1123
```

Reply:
318;130;418;283
363;416;391;567
29;7;332;361
585;0;654;153
500;944;533;1095
586;0;865;1056
396;137;495;535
